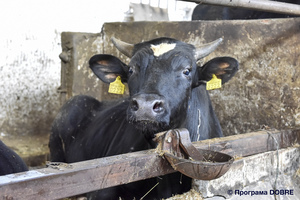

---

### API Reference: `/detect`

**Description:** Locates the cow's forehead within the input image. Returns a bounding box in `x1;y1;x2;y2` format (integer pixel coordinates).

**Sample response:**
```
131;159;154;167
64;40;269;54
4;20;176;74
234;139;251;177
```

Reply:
132;38;195;63
150;43;176;57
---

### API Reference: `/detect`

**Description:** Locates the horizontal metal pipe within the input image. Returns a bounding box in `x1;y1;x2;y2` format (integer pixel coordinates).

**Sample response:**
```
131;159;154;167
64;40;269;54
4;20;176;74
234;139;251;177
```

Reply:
181;0;300;16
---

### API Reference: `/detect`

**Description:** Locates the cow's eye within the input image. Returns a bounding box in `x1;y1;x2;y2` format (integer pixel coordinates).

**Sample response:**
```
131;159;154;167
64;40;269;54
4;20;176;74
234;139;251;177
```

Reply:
128;67;134;74
183;68;191;76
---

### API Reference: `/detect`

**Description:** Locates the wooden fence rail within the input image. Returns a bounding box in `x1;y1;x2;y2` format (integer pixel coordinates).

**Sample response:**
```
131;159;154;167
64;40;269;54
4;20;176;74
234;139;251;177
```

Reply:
0;129;299;200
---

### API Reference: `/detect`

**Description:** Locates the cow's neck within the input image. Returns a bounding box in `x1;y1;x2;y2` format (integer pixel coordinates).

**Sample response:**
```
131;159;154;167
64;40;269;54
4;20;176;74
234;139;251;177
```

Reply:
185;85;223;141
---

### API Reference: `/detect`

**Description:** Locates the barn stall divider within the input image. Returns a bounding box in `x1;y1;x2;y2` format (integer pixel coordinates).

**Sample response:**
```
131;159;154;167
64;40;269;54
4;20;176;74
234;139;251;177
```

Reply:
0;18;299;199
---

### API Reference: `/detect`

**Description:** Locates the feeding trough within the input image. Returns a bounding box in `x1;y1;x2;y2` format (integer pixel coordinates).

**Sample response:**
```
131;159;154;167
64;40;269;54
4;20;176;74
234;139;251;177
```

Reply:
155;128;234;180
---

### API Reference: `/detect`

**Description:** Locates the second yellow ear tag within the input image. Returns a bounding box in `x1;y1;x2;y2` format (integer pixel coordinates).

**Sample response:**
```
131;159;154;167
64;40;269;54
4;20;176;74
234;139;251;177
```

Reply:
108;76;125;94
206;74;222;90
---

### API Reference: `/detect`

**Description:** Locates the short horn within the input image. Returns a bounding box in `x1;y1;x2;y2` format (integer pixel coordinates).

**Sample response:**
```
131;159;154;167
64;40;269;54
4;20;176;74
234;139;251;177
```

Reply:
194;38;223;60
111;37;134;58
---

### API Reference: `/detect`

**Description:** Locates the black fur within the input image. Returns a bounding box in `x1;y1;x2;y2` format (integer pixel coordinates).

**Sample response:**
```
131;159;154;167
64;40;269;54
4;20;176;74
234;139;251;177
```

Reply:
0;140;28;176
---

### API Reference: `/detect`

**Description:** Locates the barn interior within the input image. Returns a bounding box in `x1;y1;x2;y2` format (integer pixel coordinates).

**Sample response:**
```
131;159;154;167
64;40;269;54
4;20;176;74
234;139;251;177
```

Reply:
0;0;300;199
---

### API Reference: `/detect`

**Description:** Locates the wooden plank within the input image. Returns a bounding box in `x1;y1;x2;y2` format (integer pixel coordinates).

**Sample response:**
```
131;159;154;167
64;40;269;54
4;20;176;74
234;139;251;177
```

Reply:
0;129;299;199
193;129;300;157
0;151;173;200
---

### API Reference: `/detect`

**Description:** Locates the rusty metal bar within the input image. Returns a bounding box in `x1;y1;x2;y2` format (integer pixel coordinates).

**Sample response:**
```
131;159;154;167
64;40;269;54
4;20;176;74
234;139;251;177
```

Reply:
0;129;299;199
180;0;300;16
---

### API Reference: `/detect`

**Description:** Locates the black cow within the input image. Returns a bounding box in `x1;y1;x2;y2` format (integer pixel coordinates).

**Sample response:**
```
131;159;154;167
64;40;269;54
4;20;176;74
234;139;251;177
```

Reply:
49;37;239;199
192;0;300;20
0;140;28;176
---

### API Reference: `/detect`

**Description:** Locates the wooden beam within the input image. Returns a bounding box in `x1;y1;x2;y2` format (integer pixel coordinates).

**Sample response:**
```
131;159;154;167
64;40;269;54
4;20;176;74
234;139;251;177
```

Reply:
0;129;299;199
193;129;300;157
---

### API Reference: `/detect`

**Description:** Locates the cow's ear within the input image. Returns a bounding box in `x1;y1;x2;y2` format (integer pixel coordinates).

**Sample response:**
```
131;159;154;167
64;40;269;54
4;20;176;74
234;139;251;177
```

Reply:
196;57;239;86
89;54;128;84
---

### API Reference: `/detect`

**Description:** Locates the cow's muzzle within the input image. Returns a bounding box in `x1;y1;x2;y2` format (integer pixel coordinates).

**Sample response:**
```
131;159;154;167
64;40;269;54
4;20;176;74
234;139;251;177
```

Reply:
129;94;168;122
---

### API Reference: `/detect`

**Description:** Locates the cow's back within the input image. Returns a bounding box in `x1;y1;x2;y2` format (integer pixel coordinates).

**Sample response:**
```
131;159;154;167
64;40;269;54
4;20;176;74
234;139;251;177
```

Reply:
192;1;300;20
0;140;28;175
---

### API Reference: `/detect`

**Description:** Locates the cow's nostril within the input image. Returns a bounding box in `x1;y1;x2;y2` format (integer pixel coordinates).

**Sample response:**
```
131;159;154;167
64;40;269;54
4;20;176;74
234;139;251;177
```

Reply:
131;99;139;111
153;101;164;113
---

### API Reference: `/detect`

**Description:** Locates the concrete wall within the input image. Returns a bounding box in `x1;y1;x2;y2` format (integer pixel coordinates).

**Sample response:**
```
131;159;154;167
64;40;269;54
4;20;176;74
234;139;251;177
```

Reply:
194;146;300;199
65;19;300;136
0;0;137;137
0;20;61;137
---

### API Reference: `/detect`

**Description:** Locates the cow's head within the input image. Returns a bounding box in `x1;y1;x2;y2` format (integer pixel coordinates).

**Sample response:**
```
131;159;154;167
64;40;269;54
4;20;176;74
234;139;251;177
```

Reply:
89;37;238;135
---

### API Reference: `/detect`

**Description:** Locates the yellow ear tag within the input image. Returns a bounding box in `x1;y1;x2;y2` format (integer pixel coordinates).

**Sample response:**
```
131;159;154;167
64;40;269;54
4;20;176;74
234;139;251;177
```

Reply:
108;76;125;94
206;74;222;90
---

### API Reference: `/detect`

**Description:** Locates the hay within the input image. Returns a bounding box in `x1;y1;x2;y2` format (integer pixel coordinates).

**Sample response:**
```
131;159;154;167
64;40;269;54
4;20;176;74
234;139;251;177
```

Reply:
164;189;203;200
